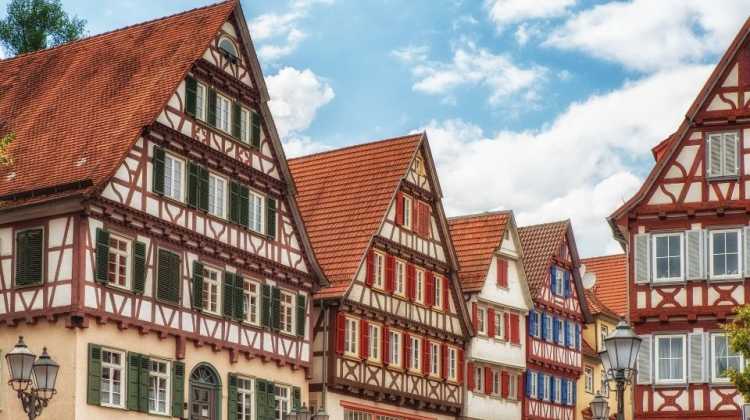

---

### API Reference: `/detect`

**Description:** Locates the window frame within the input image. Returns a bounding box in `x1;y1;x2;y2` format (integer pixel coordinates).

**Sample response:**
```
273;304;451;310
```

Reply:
508;372;518;400
709;228;743;280
600;325;609;352
494;311;504;339
554;377;561;403
529;371;538;399
242;278;261;326
403;195;413;230
201;264;222;316
492;369;500;396
148;358;171;416
279;289;296;335
344;317;359;357
274;384;290;420
106;232;132;290
207;171;227;219
414;268;424;304
248;190;265;233
373;251;385;290
236;376;255;420
100;347;126;409
448;346;458;382
711;332;744;383
367;323;382;364
409;336;421;373
556;318;565;346
545;315;553;343
652;232;684;283
544;375;551;401
554;269;565;296
163;152;186;202
394;259;406;297
429;341;440;377
654;334;687;385
433;275;442;309
215;92;232;134
388;329;402;369
474;366;484;393
476;306;487;336
584;366;594;394
706;131;740;179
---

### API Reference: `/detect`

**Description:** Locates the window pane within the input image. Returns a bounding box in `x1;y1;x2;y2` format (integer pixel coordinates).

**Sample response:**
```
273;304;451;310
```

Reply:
656;236;668;257
669;235;680;257
668;256;680;278
714;253;726;276
714;232;725;254
727;253;739;275
656;257;669;279
726;232;738;253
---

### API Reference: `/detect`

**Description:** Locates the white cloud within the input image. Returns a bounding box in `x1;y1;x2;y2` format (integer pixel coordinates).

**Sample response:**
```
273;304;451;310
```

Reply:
282;136;331;158
266;67;335;141
486;0;576;28
546;0;748;72
249;0;332;62
395;41;547;106
420;64;713;256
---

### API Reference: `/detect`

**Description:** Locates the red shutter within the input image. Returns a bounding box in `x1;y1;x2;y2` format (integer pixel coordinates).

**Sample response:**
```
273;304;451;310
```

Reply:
501;371;509;398
365;249;374;287
385;255;395;293
412;199;420;234
458;350;464;384
406;264;415;300
382;327;390;364
497;257;508;288
510;313;520;344
424;203;432;238
487;308;496;338
336;312;346;355
467;361;475;391
395;193;404;226
425;272;434;307
360;319;369;359
441;344;448;380
442;276;449;311
404;333;411;369
472;303;478;330
504;312;510;341
484;367;493;395
422;339;430;375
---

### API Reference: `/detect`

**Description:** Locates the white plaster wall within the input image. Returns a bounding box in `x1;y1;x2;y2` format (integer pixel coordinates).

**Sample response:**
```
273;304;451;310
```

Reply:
321;390;456;420
465;390;522;420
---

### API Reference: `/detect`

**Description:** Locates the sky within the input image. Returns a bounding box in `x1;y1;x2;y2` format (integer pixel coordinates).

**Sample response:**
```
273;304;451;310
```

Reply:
1;0;749;257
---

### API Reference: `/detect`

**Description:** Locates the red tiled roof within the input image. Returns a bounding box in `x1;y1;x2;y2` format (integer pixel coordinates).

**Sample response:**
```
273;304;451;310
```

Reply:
582;338;599;358
288;134;423;296
0;0;236;203
448;211;511;293
582;254;628;317
584;289;619;320
517;220;569;297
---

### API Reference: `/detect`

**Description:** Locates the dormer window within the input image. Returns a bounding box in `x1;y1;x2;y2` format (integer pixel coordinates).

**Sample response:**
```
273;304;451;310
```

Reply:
218;37;238;61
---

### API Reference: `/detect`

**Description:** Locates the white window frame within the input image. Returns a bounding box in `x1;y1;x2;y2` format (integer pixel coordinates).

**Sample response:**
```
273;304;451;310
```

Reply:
344;317;359;357
556;318;565;346
216;93;231;133
388;330;402;368
429;341;440;377
201;265;222;315
274;384;290;420
239;107;250;144
373;252;385;289
554;269;565;295
652;233;684;282
279;290;295;335
544;375;551;401
195;82;206;121
410;336;421;372
394;260;406;297
243;278;261;325
711;332;744;383
600;325;609;352
566;380;573;405
163;152;185;202
100;348;126;408
475;367;484;393
508;372;518;400
107;233;131;290
530;371;538;399
248;190;264;233
494;311;504;339
237;376;255;420
148;358;171;415
368;323;381;363
492;369;500;395
584;366;594;393
433;275;442;309
531;312;541;337
403;195;412;230
207;172;227;219
448;347;458;381
709;229;743;280
415;269;424;304
545;315;553;343
477;307;486;335
554;377;562;403
654;334;687;384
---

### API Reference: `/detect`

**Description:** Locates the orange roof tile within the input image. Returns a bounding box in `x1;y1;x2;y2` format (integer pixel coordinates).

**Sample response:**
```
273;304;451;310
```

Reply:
584;289;619;320
0;0;236;202
582;254;628;318
517;220;570;297
582;338;599;359
288;134;423;296
448;211;511;293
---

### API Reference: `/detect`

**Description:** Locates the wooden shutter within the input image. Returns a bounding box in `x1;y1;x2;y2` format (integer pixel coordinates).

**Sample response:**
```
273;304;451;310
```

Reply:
199;166;209;211
15;228;44;287
484;366;492;395
185;76;198;116
528;311;536;337
422;339;430;375
688;332;705;383
403;333;411;369
686;229;705;280
192;261;204;309
510;313;520;344
707;134;722;177
266;197;277;239
563;320;570;347
152;146;165;195
229;182;240;223
549;266;557;295
472;303;478;330
223;272;235;318
261;284;272;328
87;344;102;406
271;287;281;331
501;371;509;398
575;324;581;350
127;353;141;410
467;361;475;390
365;249;374;287
504;313;510;341
187;162;200;208
441;344;448;380
636;335;652;384
251;111;261;149
360;319;369;359
95;228;110;284
255;380;266;420
634;233;651;283
563;271;571;297
552;316;559;343
132;241;146;294
234;274;245;321
540;313;547;339
172;361;185;418
296;294;306;337
425;271;434;307
395;193;404;226
487;308;496;337
227;374;238;420
207;88;217;126
458;349;464;384
335;312;346;355
157;249;180;303
292;386;301;410
497;257;507;288
232;102;242;139
412;199;419;235
382;327;390;364
138;356;150;412
725;133;739;176
385;255;395;293
406;263;415;300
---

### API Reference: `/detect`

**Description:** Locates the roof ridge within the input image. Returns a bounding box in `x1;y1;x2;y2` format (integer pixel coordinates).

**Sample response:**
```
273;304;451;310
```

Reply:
582;253;626;261
448;210;512;222
289;132;423;163
518;219;569;230
0;0;235;64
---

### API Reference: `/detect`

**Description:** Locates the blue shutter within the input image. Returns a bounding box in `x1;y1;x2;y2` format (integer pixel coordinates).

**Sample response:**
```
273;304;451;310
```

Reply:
537;374;544;399
564;321;570;347
541;313;547;339
561;379;568;404
575;324;581;350
526;371;532;397
529;311;536;337
550;266;557;295
572;383;577;404
550;376;556;401
552;317;559;343
564;271;571;297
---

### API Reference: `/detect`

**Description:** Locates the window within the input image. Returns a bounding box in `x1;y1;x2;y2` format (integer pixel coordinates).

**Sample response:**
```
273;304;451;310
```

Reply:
101;349;125;408
164;153;185;202
394;260;405;296
492;370;500;395
600;325;609;352
403;196;412;229
566;380;573;405
243;279;260;325
429;342;440;376
207;173;226;218
477;307;486;335
554;377;562;403
433;276;442;309
410;336;421;371
494;311;504;339
279;290;295;334
531;312;541;337
202;266;221;315
508;373;518;400
554;269;565;295
712;333;743;382
545;315;553;343
556;318;565;346
544;375;551;401
15;227;44;287
567;321;575;348
219;37;238;58
530;371;538;399
706;131;739;179
710;229;741;279
236;377;254;420
344;318;359;356
274;385;290;420
189;365;219;420
148;359;170;415
196;83;206;121
653;233;683;282
216;94;231;133
344;409;373;420
415;269;424;303
474;367;484;393
248;191;264;233
107;234;130;289
584;366;594;393
414;156;426;177
448;347;457;381
373;252;385;289
655;335;686;384
239;108;250;144
388;330;401;367
368;324;381;363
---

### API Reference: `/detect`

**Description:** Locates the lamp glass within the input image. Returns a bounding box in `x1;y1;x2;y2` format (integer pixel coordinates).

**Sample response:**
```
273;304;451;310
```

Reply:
32;347;59;400
600;349;614;381
604;319;641;372
5;336;36;391
590;392;609;419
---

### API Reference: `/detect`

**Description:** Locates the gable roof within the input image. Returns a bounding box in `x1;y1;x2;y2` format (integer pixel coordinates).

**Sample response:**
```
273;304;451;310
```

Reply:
582;254;628;318
288;134;424;297
609;17;750;243
584;289;619;320
448;211;511;292
0;0;237;205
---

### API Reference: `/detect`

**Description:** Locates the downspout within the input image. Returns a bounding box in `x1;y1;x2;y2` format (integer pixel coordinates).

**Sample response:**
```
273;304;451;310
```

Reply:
321;301;328;413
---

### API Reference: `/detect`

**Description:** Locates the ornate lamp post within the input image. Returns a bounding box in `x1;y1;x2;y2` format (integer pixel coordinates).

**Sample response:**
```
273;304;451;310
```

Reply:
600;319;641;420
590;391;610;420
5;337;59;420
286;403;329;420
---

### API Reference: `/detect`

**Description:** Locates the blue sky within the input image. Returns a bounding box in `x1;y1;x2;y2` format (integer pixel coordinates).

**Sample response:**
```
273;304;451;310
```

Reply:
2;0;748;257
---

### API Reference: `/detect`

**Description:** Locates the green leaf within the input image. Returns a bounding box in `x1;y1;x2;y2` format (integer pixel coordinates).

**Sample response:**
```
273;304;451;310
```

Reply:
0;0;86;56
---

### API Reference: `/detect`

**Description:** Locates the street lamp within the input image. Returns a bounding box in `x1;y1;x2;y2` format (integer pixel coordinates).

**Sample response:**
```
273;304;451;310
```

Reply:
601;319;641;420
590;391;610;420
5;337;59;420
286;403;329;420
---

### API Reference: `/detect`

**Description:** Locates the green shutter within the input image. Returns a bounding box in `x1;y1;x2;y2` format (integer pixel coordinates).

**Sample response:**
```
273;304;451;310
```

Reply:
227;374;238;420
185;76;198;116
271;287;281;331
261;284;271;328
132;241;147;294
207;88;217;127
187;162;200;208
172;361;185;417
15;228;43;287
292;386;301;410
199;166;210;212
139;357;150;413
157;250;180;303
234;274;245;321
266;198;277;239
229;182;248;225
232;102;242;139
95;229;110;284
239;185;249;227
87;344;102;406
295;294;306;337
251;111;261;149
223;272;235;318
152;147;165;195
256;380;266;420
267;381;276;419
127;353;140;410
192;261;204;310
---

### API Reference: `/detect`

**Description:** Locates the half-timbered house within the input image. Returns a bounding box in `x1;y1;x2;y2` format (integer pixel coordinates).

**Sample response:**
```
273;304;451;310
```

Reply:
448;211;533;420
288;134;473;419
608;17;750;420
0;1;325;419
518;221;592;420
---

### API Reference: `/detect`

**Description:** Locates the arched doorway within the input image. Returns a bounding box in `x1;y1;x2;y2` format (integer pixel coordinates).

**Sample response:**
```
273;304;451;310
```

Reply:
189;363;221;420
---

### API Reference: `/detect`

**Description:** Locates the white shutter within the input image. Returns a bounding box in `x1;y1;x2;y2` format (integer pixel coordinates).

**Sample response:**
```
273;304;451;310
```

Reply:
688;332;705;383
637;335;652;384
707;134;723;178
744;227;750;277
634;234;650;284
686;230;704;280
724;133;739;176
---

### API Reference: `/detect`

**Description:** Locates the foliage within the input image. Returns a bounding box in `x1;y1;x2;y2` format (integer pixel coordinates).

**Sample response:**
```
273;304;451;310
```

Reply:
0;132;14;166
725;305;750;401
0;0;85;56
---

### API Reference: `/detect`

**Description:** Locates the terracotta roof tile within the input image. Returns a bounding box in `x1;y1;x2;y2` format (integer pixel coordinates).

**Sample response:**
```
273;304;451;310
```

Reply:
288;134;422;297
581;254;628;317
517;220;569;298
0;0;236;201
582;338;598;358
584;289;619;320
448;211;511;293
